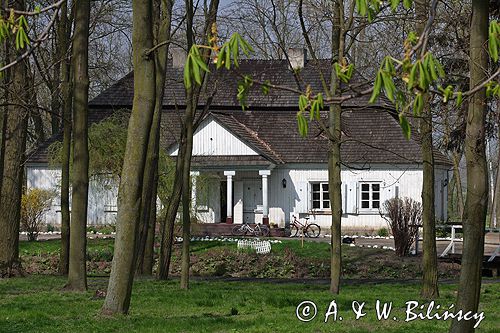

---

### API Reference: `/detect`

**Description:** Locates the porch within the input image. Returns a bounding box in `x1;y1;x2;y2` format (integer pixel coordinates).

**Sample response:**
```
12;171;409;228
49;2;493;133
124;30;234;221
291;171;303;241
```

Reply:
190;156;281;226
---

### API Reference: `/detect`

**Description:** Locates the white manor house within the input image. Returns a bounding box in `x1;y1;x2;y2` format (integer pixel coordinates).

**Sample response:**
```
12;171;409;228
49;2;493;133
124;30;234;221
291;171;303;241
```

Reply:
26;49;451;233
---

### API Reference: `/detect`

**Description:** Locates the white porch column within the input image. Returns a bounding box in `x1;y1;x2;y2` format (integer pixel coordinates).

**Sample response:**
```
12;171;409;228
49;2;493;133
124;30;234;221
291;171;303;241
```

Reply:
190;171;200;211
224;171;235;224
259;170;271;225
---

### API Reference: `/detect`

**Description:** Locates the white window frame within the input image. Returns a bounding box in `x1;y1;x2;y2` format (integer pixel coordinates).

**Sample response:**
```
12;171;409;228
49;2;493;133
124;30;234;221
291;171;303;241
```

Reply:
310;182;330;211
359;181;382;212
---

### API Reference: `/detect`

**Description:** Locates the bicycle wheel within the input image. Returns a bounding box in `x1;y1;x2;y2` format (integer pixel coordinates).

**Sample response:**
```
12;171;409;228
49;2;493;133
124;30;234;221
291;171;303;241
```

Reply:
259;225;270;237
305;224;321;238
290;224;299;237
232;225;246;236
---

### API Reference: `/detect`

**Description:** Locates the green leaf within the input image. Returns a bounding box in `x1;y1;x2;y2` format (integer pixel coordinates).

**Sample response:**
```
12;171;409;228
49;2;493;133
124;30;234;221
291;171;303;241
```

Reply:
183;56;193;89
261;80;270;95
418;62;427;91
356;0;367;16
408;63;417;89
225;45;231;69
297;113;308;137
456;92;463;107
298;95;308;112
390;0;400;11
489;21;499;62
403;0;413;10
413;93;423;115
369;71;383;104
441;85;453;103
399;113;411;140
316;93;324;109
381;72;396;102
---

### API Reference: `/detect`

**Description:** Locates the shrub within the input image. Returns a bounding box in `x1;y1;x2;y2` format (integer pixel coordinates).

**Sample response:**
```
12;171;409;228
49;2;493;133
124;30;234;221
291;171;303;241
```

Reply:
381;197;422;257
377;228;389;237
21;188;55;241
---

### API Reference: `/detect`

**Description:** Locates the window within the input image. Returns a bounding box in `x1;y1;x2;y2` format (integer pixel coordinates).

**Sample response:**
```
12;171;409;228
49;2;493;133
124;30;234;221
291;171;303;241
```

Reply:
312;182;330;210
360;182;380;210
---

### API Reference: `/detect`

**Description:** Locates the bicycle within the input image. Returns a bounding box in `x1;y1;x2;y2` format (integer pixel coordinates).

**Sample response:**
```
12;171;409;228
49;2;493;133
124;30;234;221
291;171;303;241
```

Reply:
290;215;321;238
231;223;270;237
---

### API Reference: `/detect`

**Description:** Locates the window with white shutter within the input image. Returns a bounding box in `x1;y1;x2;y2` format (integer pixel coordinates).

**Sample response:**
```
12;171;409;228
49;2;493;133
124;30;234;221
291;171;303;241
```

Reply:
359;182;381;211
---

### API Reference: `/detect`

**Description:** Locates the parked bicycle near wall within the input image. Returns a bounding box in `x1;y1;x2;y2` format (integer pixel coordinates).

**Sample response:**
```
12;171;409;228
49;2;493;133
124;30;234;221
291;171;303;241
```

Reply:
290;215;321;238
231;223;270;237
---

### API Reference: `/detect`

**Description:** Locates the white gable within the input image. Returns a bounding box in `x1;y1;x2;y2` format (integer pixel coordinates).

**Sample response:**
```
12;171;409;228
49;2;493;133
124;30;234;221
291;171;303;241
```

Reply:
169;118;258;156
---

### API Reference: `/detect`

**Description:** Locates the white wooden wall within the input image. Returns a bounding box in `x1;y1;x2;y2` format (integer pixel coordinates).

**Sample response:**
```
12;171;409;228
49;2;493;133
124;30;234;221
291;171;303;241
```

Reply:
190;164;449;233
169;118;258;156
26;166;118;225
27;162;449;232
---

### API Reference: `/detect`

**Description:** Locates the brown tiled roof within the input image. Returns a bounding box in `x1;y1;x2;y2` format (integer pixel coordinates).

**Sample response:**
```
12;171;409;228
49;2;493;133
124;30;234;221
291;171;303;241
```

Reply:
28;58;451;167
89;59;391;109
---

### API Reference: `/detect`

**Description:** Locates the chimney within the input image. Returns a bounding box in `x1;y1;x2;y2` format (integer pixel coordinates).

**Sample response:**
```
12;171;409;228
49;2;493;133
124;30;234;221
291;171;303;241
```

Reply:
288;48;307;70
171;47;187;68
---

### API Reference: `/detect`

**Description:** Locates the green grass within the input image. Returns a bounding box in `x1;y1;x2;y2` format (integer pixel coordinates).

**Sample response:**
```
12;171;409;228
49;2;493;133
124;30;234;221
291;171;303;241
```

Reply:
19;238;115;256
0;275;498;332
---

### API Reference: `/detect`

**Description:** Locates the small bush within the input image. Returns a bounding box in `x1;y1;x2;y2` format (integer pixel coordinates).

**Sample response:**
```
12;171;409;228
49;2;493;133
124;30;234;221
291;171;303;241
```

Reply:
21;188;55;241
381;197;422;257
377;228;389;237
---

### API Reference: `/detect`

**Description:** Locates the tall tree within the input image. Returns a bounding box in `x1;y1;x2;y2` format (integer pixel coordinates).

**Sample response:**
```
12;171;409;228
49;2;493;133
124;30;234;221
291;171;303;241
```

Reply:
65;0;91;291
415;0;439;299
58;0;72;276
158;0;219;283
179;0;220;290
0;0;29;277
135;0;174;276
449;0;489;332
327;0;343;295
102;0;156;314
179;0;196;291
158;131;186;279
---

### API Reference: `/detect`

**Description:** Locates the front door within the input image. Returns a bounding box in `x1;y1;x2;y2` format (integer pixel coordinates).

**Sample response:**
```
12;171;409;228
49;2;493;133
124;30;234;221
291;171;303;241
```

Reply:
243;180;262;224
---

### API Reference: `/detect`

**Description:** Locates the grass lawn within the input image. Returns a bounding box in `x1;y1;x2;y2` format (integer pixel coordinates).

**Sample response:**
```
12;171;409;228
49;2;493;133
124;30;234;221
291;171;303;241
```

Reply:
0;275;498;332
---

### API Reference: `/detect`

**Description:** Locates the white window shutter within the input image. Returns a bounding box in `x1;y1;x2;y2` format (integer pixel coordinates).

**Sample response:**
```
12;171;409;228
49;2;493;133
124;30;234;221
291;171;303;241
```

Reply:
295;181;310;213
306;182;311;212
342;183;347;214
345;181;358;214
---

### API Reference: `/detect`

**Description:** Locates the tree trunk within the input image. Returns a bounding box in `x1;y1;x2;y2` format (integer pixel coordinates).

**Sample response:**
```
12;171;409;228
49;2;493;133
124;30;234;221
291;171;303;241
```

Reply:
415;0;439;299
142;183;157;274
452;151;465;218
102;0;156;315
179;0;195;289
65;0;90;291
449;1;489;332
180;104;194;290
420;101;439;298
491;124;500;228
328;0;342;295
0;0;28;276
51;43;62;136
178;0;220;290
58;0;72;276
158;136;186;280
135;0;173;275
448;174;455;219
